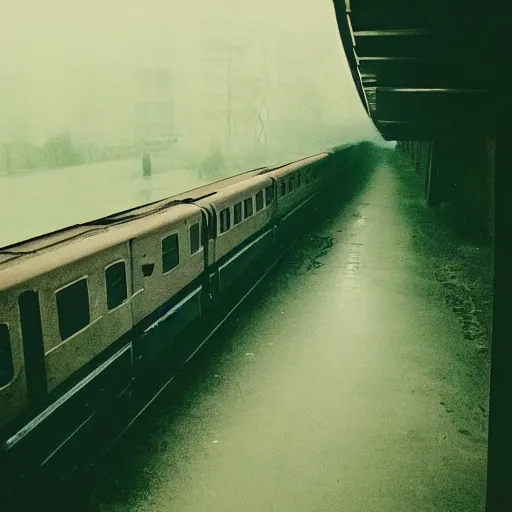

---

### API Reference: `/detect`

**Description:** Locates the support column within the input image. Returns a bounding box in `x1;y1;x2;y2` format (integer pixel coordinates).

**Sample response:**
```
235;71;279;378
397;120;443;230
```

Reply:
486;131;512;512
425;140;442;206
415;141;422;174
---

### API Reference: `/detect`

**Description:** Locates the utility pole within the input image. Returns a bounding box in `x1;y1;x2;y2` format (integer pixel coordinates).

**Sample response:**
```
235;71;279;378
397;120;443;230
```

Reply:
224;46;233;156
254;42;270;158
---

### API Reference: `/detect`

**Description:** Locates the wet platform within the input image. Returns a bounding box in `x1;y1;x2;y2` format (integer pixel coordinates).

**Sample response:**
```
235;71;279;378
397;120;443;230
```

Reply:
81;153;490;512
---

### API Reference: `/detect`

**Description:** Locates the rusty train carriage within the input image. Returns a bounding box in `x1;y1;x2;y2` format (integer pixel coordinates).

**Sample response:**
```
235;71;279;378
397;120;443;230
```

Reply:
0;151;333;471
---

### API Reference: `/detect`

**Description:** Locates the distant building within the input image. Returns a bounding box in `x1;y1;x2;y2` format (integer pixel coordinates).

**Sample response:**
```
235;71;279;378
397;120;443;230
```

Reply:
199;32;269;160
133;66;174;152
0;70;31;144
0;70;33;172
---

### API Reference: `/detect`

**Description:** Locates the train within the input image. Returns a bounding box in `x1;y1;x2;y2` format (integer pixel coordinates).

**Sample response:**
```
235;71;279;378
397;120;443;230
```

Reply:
0;148;346;474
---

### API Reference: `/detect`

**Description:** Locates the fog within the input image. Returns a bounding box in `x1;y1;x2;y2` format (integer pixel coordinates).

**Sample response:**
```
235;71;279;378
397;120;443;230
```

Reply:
0;0;380;171
0;0;382;245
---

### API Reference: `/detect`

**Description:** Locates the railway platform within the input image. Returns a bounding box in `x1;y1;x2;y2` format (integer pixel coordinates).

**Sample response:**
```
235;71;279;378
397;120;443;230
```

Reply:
24;148;492;511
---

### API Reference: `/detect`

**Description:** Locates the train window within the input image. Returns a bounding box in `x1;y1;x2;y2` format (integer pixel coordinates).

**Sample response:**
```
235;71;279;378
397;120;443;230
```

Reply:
190;223;201;254
0;323;14;387
219;208;231;233
297;172;302;187
56;278;90;340
305;170;311;184
233;202;242;225
105;261;127;310
265;185;274;206
162;233;180;273
18;291;46;401
244;198;253;218
255;190;264;212
288;176;294;193
280;180;286;197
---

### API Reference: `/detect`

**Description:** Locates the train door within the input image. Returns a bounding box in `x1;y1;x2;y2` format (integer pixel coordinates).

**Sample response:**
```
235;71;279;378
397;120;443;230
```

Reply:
0;324;14;388
194;204;216;305
269;178;279;243
18;290;47;408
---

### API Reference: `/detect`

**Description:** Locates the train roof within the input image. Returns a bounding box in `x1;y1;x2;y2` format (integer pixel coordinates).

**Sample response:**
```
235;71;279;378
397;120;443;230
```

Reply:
0;151;336;289
0;203;201;291
195;174;274;211
0;167;268;257
262;153;328;180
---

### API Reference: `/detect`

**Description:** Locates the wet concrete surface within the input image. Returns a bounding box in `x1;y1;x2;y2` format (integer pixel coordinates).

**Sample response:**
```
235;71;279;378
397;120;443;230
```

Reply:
70;150;489;512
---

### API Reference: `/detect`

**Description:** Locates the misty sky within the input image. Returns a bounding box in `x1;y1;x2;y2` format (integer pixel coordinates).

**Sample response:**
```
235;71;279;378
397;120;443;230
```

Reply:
1;0;378;155
0;0;384;247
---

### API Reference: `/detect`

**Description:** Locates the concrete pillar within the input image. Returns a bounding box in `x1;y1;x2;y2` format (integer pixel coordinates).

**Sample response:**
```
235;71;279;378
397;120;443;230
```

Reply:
423;135;493;238
446;135;493;240
418;141;432;183
142;152;152;178
485;136;495;239
415;141;422;174
425;140;443;206
464;136;494;240
486;131;510;512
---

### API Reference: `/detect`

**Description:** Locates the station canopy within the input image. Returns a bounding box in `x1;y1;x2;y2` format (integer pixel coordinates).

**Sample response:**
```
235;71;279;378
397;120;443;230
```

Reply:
333;0;510;140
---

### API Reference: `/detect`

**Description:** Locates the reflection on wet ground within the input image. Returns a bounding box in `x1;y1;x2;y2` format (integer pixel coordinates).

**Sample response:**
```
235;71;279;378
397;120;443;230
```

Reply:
24;148;492;511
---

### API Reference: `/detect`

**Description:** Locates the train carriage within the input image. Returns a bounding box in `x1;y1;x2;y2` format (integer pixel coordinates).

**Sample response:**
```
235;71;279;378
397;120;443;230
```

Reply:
129;203;207;364
0;149;340;477
194;174;276;294
0;203;207;441
264;153;330;245
0;231;136;432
